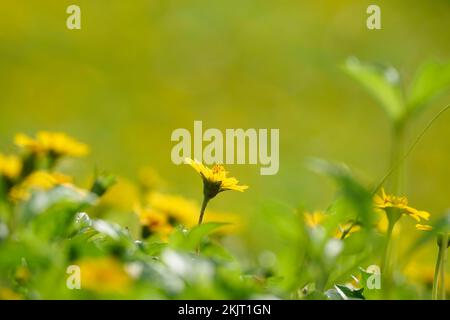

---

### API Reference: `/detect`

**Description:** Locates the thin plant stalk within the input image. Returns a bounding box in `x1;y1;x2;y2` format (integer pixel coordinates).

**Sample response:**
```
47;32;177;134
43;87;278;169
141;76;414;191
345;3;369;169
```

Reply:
381;217;397;289
381;124;405;297
439;233;448;300
389;124;406;195
433;233;448;300
196;196;210;255
373;105;450;195
198;196;210;226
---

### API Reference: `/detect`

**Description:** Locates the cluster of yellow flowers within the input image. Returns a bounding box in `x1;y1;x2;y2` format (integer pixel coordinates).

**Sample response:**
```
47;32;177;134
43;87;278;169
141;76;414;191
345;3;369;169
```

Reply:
15;131;89;158
302;188;432;239
0;131;88;202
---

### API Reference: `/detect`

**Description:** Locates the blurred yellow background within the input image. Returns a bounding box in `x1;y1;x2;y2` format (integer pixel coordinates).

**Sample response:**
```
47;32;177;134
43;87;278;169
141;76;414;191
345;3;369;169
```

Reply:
0;0;449;232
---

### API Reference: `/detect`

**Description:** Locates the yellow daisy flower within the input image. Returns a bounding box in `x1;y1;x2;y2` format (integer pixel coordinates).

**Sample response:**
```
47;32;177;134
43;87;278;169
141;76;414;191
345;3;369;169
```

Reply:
135;205;173;240
374;188;430;223
15;131;89;157
184;158;248;199
0;154;22;180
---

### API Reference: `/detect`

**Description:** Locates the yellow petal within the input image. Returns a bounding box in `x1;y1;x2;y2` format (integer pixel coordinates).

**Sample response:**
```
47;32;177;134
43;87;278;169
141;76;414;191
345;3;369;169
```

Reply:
415;224;432;231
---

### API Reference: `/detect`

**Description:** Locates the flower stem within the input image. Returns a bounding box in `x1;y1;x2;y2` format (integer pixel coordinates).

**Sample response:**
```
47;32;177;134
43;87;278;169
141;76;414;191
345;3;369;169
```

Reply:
390;123;406;195
381;220;395;275
198;196;210;226
433;233;448;300
432;248;441;300
196;196;210;255
439;233;448;300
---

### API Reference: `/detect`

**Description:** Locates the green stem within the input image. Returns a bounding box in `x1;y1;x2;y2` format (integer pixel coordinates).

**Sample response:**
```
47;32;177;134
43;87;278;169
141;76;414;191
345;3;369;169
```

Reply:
372;105;450;195
196;196;210;255
198;196;210;226
381;219;395;275
439;233;448;300
432;239;444;300
390;124;405;195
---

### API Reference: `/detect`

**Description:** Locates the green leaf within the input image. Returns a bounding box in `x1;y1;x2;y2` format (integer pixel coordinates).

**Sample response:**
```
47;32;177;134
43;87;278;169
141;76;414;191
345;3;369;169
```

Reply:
325;284;365;300
408;61;450;114
90;173;117;197
343;57;405;123
22;185;97;222
170;222;227;251
308;158;374;228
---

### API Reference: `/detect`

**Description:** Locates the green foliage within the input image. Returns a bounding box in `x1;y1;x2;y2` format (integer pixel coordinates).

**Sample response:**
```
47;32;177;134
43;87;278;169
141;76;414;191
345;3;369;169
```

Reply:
343;58;404;123
344;57;450;127
408;61;450;115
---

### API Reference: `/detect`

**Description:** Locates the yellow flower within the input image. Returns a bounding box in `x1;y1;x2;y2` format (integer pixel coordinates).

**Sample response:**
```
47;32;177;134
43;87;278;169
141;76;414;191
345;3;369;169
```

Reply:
0;154;22;179
304;211;326;228
135;205;173;240
374;188;430;223
9;171;73;201
148;192;198;225
185;158;248;199
15;131;89;157
76;257;131;294
336;222;361;239
303;211;360;239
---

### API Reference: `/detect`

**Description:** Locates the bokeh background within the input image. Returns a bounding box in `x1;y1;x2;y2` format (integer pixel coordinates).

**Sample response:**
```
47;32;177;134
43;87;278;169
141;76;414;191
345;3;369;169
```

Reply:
1;1;449;271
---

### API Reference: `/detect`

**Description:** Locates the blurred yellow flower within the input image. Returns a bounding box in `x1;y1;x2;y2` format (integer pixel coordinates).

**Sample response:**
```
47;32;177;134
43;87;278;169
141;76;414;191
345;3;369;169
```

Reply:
0;154;22;179
77;257;131;294
15;131;89;157
9;171;72;201
304;211;326;228
185;158;248;199
303;211;360;239
374;188;430;223
135;205;173;240
148;192;198;226
336;222;361;239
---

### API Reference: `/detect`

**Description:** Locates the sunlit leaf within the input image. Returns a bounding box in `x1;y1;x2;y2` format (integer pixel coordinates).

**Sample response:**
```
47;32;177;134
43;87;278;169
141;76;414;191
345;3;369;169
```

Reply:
343;57;405;123
408;61;450;114
170;222;227;251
